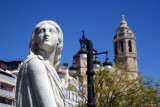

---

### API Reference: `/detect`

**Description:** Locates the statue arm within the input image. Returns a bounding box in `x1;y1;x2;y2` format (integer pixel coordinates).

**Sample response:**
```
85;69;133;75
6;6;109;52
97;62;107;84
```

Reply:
27;58;57;107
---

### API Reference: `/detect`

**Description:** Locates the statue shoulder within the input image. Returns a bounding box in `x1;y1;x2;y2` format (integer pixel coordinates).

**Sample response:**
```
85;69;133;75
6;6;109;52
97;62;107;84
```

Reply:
26;55;47;75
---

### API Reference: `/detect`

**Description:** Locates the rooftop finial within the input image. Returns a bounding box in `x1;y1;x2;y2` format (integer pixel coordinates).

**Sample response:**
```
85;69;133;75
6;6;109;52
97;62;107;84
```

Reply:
122;14;125;21
82;30;85;36
120;14;128;27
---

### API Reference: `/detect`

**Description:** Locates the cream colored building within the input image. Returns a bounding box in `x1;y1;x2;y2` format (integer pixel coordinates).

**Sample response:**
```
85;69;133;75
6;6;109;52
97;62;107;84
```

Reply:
0;60;22;107
57;65;85;106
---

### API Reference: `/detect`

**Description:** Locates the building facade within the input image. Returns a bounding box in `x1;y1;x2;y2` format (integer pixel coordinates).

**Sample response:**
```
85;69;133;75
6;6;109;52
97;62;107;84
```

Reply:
0;60;22;107
57;65;85;106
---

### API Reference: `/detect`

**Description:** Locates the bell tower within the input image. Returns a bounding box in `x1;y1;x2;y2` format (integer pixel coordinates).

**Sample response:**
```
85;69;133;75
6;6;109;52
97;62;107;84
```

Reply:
113;14;138;75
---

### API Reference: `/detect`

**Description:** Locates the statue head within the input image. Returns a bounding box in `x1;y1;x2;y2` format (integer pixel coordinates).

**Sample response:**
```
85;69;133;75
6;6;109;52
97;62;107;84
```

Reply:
30;20;63;68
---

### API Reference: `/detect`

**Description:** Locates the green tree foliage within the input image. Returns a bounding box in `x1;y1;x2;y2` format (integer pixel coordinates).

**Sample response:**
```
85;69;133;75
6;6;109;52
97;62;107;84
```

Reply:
94;64;160;107
63;62;68;68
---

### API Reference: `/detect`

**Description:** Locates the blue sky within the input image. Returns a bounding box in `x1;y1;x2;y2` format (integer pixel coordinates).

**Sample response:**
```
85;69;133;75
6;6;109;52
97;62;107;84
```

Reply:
0;0;160;78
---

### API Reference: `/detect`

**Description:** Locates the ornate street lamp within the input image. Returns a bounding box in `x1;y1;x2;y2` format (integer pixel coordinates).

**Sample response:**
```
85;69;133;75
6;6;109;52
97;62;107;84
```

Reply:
103;58;112;71
80;31;95;107
79;48;88;60
93;57;101;69
93;50;112;71
69;31;113;107
101;51;112;71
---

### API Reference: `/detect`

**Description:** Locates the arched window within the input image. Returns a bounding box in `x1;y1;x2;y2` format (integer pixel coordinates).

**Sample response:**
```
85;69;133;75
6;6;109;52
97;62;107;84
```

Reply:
121;41;124;52
115;42;118;55
128;40;132;52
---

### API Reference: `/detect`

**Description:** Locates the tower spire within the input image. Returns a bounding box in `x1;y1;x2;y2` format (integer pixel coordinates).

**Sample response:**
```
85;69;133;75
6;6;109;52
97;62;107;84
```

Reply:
122;14;125;20
120;14;128;27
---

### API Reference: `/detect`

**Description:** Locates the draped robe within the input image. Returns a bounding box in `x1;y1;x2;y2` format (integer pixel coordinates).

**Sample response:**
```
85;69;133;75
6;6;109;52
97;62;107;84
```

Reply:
16;55;65;107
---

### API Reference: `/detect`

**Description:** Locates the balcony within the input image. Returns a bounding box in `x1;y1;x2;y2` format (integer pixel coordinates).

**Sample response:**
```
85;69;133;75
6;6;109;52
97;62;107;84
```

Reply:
0;103;15;107
0;89;15;99
0;74;16;83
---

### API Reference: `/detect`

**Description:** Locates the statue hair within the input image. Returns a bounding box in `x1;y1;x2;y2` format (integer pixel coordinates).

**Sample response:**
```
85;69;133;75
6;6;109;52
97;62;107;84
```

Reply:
29;20;63;69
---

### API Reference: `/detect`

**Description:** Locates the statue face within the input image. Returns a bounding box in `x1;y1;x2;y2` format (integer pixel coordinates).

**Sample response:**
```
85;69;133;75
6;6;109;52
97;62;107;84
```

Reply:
36;23;59;51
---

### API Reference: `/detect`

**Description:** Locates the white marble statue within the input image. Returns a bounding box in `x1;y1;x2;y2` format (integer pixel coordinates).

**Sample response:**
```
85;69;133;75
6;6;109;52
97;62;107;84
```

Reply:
16;21;65;107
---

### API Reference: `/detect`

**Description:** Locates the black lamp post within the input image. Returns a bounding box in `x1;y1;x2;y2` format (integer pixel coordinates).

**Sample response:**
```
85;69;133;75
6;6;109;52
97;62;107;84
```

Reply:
69;31;112;107
79;31;95;107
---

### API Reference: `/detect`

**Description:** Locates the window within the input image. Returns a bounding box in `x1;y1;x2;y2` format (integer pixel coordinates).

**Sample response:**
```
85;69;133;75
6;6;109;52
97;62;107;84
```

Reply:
65;101;68;107
70;91;73;100
8;64;11;69
115;42;118;55
1;63;5;69
121;41;124;52
67;90;70;99
128;40;132;52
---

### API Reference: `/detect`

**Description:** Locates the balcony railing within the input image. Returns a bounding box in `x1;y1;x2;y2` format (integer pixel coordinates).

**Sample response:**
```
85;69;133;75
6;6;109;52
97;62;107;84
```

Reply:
0;73;16;83
0;89;15;98
0;103;15;107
